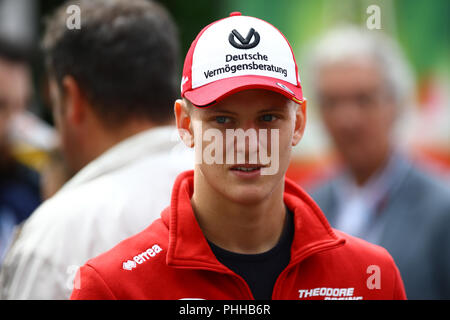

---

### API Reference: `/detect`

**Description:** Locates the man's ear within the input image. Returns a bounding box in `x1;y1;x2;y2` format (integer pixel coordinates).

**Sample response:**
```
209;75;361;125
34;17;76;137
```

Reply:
292;98;307;146
174;99;194;148
62;75;86;125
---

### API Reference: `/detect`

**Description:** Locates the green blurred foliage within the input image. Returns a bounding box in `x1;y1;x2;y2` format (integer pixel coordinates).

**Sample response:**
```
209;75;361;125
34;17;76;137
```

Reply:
395;0;449;76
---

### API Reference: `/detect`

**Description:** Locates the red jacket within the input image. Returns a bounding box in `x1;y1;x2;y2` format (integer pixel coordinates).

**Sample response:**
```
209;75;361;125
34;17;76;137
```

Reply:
71;170;406;300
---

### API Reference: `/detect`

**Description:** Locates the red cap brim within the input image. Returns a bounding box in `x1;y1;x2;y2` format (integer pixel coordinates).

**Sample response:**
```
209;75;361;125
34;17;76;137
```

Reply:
184;75;303;108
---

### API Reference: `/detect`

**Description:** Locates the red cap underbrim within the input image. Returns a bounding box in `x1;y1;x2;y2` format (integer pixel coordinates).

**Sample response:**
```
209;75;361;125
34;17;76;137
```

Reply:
183;75;303;108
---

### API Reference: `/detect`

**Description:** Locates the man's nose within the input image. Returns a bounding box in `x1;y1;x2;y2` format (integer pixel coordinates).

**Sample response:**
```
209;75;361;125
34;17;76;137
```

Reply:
235;127;259;150
333;101;363;130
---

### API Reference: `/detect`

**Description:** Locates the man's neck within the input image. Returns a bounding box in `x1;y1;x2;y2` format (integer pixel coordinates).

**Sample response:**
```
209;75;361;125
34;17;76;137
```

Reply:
191;174;287;255
351;148;392;187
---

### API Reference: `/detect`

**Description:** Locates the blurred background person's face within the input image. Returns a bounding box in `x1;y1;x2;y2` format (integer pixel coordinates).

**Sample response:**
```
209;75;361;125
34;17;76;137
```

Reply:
0;56;30;146
316;58;397;184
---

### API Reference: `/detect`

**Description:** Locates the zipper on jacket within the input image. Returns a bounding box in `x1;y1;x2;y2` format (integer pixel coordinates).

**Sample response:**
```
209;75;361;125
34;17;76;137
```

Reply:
271;240;346;299
225;270;256;300
171;263;256;299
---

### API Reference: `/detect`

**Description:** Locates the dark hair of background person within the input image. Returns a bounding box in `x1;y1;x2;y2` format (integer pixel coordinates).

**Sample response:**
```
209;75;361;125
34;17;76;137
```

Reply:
42;0;180;127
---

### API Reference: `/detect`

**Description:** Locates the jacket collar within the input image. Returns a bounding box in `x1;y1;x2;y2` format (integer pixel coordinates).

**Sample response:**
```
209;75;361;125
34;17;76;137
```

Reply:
164;170;345;271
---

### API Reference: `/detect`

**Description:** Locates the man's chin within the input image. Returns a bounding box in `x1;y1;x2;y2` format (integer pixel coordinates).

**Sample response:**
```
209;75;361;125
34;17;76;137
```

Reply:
225;186;272;206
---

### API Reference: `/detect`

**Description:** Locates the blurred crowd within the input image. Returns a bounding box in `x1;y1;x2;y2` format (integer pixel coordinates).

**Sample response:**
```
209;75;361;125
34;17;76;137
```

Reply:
0;0;448;300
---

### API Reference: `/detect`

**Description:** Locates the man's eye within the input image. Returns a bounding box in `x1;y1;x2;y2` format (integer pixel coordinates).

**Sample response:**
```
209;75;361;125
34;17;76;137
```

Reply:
260;114;276;122
215;116;230;124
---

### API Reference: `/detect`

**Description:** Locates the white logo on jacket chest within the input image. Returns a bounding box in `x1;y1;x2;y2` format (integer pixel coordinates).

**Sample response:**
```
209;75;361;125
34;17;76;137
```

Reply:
122;244;163;271
298;287;363;300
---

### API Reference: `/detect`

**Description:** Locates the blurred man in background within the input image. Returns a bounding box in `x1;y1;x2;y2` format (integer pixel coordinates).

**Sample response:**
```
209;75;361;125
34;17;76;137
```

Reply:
0;40;41;262
309;26;450;299
0;0;193;299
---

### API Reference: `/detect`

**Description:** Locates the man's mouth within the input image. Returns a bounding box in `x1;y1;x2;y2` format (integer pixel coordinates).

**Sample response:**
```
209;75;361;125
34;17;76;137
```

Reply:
232;167;260;172
229;164;265;172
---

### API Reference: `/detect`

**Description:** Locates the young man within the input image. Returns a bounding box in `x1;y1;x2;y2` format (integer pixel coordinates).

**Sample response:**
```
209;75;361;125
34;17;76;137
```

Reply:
71;12;406;300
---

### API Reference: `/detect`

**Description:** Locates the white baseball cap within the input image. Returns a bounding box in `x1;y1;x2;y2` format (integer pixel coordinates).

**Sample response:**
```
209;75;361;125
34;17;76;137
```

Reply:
181;12;303;107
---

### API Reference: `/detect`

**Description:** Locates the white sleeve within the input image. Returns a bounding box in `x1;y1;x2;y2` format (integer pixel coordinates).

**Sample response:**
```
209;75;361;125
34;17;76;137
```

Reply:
0;240;73;300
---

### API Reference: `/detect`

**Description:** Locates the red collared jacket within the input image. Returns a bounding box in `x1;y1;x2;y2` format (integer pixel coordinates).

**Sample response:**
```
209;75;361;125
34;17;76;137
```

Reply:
71;170;406;300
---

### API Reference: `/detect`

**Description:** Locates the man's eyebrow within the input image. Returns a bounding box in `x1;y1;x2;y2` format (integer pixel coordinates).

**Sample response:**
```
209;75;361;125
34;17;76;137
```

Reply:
257;107;289;113
202;108;237;115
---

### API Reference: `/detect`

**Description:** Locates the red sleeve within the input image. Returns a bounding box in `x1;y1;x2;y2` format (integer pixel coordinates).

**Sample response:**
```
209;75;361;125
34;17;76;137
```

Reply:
70;264;117;300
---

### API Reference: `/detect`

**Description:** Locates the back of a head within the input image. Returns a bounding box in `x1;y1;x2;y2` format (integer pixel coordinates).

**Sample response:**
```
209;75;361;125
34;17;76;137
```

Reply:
42;0;180;126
